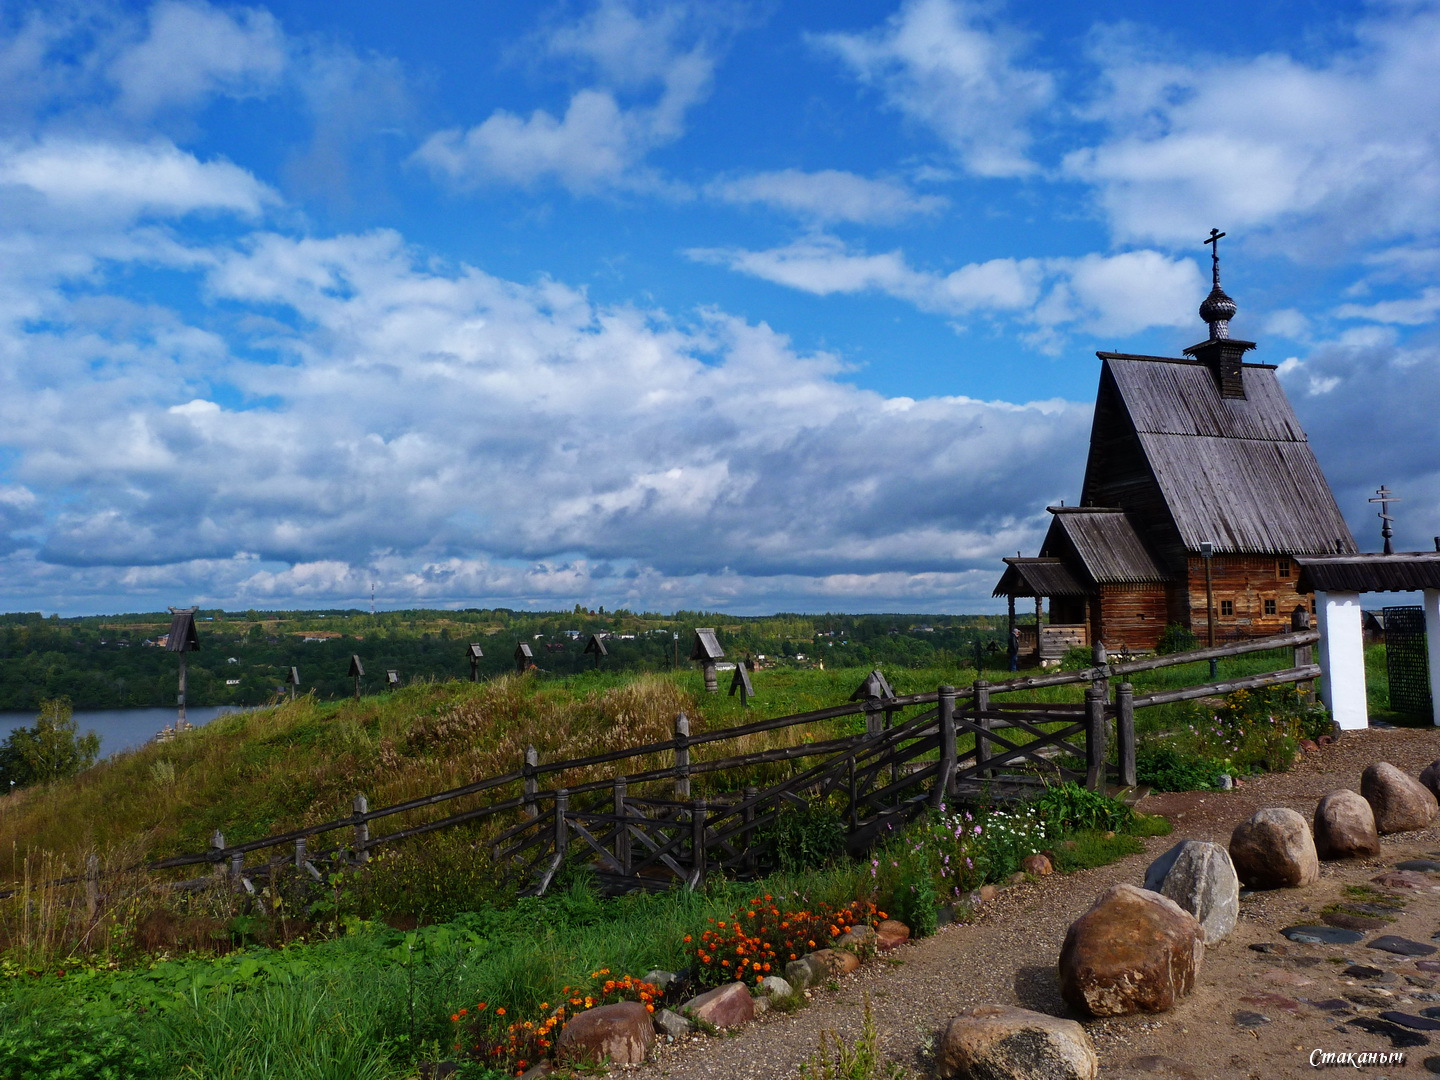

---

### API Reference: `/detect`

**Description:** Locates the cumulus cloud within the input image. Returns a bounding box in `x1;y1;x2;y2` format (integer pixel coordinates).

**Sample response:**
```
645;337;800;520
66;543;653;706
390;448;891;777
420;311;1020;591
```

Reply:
1065;6;1440;248
0;137;276;220
814;0;1054;178
108;0;286;118
0;226;1091;611
706;169;947;224
414;0;724;193
688;235;1204;342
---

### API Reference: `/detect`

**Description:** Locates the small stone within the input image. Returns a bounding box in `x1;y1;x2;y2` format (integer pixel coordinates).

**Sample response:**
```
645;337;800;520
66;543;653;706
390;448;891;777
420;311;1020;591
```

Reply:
809;948;860;977
752;995;769;1016
1370;935;1439;957
1281;924;1364;945
1248;942;1290;955
652;1009;694;1038
1022;853;1053;875
1342;901;1406;916
1322;912;1389;930
1418;961;1440;973
978;884;998;903
1399;859;1440;872
1218;774;1234;790
835;925;876;950
1229;807;1320;889
1346;1015;1432;1047
1233;1010;1270;1028
1302;998;1353;1013
876;919;910;951
642;969;679;991
1008;871;1028;885
681;982;755;1029
1143;840;1240;945
1362;762;1440;834
756;976;793;998
1424;1054;1440;1074
784;958;815;991
936;1004;1098;1080
554;1001;656;1066
1343;964;1392;980
1347;990;1399;1008
1261;968;1313;987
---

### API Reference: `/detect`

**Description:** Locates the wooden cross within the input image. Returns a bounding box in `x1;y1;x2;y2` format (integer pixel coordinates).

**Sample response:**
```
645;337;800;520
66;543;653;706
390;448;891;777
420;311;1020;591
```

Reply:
1205;228;1225;285
1369;484;1401;554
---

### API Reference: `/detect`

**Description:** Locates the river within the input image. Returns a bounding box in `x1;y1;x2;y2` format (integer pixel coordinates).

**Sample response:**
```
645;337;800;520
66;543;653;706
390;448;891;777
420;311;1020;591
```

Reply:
0;705;248;761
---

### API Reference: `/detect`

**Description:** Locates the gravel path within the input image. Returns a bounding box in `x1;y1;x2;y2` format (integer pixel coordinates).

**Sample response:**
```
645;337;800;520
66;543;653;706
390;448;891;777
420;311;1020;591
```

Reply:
624;724;1440;1080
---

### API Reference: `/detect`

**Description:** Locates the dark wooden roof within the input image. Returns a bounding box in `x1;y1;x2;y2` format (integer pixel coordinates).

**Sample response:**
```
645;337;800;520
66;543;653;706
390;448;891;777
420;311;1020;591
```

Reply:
583;634;608;657
348;654;364;677
1294;552;1440;593
164;609;200;653
1044;508;1169;584
1082;354;1356;559
993;557;1086;598
514;642;534;659
849;668;896;701
689;628;724;661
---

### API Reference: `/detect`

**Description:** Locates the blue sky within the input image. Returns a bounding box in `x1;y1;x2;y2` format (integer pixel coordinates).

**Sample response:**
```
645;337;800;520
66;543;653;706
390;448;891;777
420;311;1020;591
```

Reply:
1;0;1437;616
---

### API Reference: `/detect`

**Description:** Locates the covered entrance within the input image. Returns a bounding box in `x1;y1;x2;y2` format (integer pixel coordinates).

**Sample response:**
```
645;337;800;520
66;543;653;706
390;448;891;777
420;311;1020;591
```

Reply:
1294;551;1440;730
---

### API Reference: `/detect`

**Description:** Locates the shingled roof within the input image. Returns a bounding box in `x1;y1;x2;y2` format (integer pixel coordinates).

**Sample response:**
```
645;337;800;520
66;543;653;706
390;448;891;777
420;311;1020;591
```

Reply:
1042;507;1169;584
1081;354;1356;560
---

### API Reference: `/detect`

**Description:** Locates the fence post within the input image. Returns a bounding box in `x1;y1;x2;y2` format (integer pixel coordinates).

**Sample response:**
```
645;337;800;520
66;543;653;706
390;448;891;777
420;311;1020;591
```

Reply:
353;794;370;863
973;679;991;778
1292;606;1315;703
294;836;307;869
523;745;539;820
864;701;883;738
933;685;956;810
230;851;246;890
690;799;707;889
1116;682;1137;788
554;789;570;864
1085;686;1108;791
743;786;758;875
674;713;691;799
614;778;631;876
211;829;226;880
1090;641;1109;700
847;755;858;832
84;853;99;923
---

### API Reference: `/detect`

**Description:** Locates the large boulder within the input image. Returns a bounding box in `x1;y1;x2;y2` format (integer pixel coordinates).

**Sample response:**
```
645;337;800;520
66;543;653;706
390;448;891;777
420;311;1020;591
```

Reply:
1142;840;1239;944
1313;789;1381;859
809;948;860;977
1058;884;1204;1017
937;1004;1098;1080
1361;762;1439;834
876;919;911;951
554;1000;655;1066
681;981;754;1028
1228;807;1319;889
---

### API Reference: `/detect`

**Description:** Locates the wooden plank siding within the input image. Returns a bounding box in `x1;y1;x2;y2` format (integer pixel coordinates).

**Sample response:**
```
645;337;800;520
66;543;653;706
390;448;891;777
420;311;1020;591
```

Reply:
1178;555;1313;640
1095;583;1168;650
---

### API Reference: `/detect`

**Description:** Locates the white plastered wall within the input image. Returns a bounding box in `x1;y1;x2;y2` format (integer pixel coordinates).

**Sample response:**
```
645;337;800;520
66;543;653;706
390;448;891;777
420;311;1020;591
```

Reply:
1316;590;1368;730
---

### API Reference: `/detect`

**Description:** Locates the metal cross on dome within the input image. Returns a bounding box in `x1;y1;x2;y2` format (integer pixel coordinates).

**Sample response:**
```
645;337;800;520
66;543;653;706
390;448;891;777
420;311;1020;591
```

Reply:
1369;484;1401;554
1205;228;1226;285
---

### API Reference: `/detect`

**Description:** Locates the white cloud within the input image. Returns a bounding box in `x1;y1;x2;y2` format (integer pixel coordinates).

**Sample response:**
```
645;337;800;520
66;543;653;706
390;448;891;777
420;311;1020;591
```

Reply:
0;137;276;219
706;169;947;224
1066;5;1440;247
815;0;1054;178
109;0;286;117
688;235;1204;342
414;0;722;193
1335;287;1440;326
0;226;1092;611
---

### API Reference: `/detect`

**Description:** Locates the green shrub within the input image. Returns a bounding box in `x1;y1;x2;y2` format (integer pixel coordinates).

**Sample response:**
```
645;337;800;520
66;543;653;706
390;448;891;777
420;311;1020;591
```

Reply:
0;1005;162;1080
1135;745;1221;791
1155;624;1197;655
756;803;847;873
1031;781;1133;832
1058;646;1093;671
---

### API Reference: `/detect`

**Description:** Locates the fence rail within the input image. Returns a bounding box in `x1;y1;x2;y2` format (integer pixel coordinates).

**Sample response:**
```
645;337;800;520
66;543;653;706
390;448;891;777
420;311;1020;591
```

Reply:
6;622;1321;900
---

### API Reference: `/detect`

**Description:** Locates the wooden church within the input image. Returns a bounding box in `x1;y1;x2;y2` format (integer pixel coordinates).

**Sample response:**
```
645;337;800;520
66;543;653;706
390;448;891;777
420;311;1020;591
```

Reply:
994;232;1356;659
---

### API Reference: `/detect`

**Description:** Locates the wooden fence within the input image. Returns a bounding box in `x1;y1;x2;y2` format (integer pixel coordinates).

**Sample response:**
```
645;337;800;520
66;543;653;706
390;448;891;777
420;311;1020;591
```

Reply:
26;624;1321;901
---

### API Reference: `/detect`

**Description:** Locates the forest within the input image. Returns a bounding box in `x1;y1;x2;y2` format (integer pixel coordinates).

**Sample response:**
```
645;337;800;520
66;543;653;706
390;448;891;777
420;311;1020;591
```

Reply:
0;607;1014;709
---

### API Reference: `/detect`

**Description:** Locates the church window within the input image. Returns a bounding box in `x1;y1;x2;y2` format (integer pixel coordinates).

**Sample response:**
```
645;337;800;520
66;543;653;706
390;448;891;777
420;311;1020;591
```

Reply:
1277;558;1291;578
1264;599;1277;615
1220;600;1234;616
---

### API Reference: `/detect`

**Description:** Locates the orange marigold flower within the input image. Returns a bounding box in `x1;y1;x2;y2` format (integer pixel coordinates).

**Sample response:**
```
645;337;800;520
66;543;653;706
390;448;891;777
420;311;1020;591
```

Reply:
683;935;692;943
496;1007;506;1016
